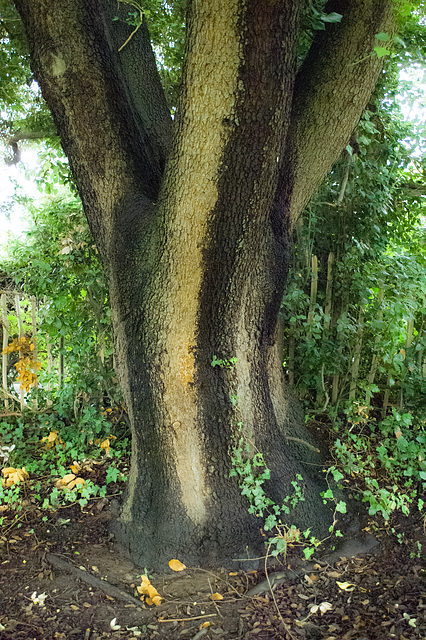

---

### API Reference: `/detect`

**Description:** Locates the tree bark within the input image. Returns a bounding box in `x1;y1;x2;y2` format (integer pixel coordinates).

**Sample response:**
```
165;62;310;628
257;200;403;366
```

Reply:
14;0;395;568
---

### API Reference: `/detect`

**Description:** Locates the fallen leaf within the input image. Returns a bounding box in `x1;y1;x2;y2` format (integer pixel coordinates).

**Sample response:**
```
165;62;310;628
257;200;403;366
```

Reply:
336;581;356;591
110;617;121;630
327;570;342;578
56;473;76;487
200;621;210;629
310;602;332;615
209;593;223;601
147;584;160;599
168;558;186;572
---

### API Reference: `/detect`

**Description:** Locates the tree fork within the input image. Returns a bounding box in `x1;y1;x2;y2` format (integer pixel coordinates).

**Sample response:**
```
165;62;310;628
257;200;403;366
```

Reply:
14;0;396;568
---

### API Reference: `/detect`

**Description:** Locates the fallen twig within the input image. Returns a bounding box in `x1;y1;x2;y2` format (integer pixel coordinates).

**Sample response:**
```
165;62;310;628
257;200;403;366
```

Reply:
45;553;144;608
159;614;217;623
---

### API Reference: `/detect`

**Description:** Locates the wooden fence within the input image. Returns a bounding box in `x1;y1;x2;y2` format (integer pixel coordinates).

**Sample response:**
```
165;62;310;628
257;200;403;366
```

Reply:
0;290;55;412
285;253;426;413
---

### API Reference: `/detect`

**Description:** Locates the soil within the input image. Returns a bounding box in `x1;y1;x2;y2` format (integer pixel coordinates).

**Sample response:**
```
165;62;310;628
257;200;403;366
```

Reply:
1;498;425;640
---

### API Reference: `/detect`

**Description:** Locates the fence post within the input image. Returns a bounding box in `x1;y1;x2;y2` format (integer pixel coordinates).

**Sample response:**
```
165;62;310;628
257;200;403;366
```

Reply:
349;308;365;401
306;255;318;339
366;288;384;407
1;293;9;410
14;294;25;411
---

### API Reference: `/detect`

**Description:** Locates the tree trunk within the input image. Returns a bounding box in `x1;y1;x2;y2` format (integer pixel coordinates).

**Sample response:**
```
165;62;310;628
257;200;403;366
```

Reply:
14;0;395;568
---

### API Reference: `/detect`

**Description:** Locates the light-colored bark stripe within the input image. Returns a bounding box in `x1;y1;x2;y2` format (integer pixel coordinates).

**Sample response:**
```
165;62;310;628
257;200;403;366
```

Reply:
155;0;244;525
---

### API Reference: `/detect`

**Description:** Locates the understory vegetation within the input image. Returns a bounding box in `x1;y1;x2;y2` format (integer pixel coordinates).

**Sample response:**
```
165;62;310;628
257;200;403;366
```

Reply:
0;0;425;563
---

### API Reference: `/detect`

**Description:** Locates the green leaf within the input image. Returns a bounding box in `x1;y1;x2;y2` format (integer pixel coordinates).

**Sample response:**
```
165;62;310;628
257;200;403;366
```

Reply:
375;32;391;41
374;46;391;58
336;501;347;514
322;12;343;23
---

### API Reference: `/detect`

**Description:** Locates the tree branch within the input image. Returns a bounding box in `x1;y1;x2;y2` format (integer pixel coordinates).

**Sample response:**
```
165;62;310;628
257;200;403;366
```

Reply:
4;129;57;165
13;0;172;254
277;0;395;229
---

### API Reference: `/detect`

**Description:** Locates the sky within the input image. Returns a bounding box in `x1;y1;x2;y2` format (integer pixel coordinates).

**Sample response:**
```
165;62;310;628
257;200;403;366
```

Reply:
0;146;40;249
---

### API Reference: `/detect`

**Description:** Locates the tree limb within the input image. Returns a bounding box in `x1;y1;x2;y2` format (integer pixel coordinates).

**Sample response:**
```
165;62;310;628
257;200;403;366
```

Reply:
13;0;172;254
277;0;396;229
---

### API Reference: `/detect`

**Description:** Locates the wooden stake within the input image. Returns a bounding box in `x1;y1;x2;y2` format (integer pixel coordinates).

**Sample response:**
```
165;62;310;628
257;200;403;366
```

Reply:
366;288;384;406
1;293;9;410
323;252;334;333
14;294;25;411
306;255;318;339
349;308;364;401
31;296;38;409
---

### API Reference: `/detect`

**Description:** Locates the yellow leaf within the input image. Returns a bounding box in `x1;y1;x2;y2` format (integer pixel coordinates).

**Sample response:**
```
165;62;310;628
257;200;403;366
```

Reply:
56;473;76;488
137;575;151;595
228;572;238;576
147;584;160;599
209;593;223;601
168;559;186;572
66;477;85;490
1;467;16;477
336;581;356;591
151;595;162;606
70;463;81;474
200;622;210;629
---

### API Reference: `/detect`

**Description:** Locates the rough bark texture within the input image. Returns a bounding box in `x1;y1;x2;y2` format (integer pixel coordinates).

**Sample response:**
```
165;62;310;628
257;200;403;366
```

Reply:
14;0;395;568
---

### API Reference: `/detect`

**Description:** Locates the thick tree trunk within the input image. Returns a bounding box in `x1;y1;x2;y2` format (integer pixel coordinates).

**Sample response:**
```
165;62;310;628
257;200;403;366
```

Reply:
14;0;395;568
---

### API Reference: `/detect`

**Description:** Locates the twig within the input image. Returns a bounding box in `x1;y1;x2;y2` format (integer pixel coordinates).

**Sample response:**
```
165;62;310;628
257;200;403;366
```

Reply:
195;567;242;597
45;553;145;608
207;576;223;618
159;614;216;623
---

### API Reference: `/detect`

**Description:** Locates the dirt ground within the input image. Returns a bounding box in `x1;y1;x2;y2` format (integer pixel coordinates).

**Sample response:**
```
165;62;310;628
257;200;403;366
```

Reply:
1;498;426;640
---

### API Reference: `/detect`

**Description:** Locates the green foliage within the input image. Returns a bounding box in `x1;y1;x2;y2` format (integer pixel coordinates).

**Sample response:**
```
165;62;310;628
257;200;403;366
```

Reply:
322;407;426;522
0;191;122;414
211;355;238;369
0;410;129;518
282;82;426;415
229;424;324;559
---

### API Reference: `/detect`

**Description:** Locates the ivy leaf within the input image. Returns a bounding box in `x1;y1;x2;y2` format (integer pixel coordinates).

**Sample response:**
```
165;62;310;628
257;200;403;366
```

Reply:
374;46;391;58
336;501;347;514
321;12;342;23
375;32;391;41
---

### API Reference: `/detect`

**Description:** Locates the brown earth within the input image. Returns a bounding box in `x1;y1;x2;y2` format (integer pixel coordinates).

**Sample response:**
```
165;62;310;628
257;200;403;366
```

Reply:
0;498;425;640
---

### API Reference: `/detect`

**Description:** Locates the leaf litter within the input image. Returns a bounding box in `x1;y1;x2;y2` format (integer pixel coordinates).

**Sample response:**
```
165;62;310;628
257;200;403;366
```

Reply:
0;497;425;640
